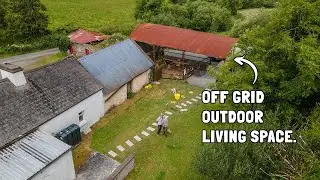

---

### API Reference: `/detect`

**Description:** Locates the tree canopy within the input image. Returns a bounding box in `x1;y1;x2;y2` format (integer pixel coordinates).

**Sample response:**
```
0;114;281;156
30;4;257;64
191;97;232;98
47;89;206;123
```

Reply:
5;0;49;39
197;0;320;179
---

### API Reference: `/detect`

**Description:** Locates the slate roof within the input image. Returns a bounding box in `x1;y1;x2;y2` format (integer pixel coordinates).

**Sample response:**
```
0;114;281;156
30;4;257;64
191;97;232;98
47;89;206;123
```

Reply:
0;57;103;148
79;39;154;95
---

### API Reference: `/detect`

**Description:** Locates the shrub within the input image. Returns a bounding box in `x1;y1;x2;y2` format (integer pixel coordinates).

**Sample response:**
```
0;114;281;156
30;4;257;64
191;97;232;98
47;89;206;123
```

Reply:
127;92;134;99
97;33;127;49
98;23;136;36
55;34;71;52
54;23;79;34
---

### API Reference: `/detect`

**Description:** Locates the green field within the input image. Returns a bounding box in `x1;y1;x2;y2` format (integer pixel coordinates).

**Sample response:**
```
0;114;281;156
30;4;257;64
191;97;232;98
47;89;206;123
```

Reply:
42;0;137;33
73;79;212;179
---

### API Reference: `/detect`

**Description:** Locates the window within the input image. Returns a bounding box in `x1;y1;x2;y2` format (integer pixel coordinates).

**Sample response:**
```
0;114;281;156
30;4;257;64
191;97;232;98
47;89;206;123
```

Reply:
79;111;84;122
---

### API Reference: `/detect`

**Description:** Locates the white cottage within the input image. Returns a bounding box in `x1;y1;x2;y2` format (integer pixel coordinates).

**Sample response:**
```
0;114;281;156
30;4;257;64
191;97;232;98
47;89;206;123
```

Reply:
0;57;104;179
80;39;154;113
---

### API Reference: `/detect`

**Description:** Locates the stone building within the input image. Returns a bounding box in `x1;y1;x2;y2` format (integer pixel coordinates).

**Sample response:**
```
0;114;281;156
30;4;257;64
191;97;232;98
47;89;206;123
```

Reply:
80;39;154;113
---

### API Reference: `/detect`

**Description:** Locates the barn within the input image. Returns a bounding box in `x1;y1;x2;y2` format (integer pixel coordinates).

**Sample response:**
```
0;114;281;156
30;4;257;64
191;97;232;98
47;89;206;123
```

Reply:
80;39;154;113
0;130;75;180
130;23;238;80
68;29;109;57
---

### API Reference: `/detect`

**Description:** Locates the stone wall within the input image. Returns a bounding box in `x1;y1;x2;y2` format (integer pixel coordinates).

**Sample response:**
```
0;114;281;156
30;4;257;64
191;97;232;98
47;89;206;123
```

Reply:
107;154;135;180
131;69;151;93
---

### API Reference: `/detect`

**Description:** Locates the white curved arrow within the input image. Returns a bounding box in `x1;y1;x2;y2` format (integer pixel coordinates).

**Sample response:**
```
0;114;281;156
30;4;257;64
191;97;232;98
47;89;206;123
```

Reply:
234;56;258;84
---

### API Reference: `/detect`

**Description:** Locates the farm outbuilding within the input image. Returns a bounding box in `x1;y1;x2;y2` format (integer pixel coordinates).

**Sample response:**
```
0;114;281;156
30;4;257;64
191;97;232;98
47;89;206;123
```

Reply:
130;23;238;80
68;29;109;57
80;39;154;113
0;130;75;180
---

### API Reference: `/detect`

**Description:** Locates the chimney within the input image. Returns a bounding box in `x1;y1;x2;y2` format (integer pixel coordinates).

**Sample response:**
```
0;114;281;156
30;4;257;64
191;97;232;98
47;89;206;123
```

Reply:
0;63;27;86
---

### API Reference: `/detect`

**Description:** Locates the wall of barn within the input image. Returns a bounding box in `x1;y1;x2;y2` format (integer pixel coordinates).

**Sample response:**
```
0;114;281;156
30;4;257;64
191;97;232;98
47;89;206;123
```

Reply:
69;43;97;57
39;90;104;135
104;84;128;113
32;151;75;180
131;69;151;93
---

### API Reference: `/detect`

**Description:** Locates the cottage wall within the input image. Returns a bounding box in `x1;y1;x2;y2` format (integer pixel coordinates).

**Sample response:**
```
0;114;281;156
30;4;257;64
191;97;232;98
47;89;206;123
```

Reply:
70;44;97;57
39;90;104;134
131;69;151;93
32;151;75;180
104;84;128;113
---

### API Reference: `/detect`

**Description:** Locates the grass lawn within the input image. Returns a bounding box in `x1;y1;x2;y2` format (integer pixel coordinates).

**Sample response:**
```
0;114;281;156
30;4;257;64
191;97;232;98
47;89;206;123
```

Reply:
24;52;67;71
42;0;137;33
73;79;211;179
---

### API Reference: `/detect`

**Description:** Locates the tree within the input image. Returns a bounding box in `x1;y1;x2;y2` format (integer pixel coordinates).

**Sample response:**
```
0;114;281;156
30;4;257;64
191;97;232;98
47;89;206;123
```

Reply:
5;0;49;39
135;0;166;20
213;0;320;125
0;0;7;28
134;0;233;32
197;0;320;179
187;1;232;32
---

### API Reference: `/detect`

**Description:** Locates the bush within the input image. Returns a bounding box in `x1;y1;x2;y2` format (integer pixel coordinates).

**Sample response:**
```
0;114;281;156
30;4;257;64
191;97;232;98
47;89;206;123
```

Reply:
97;33;127;49
53;24;79;34
98;23;136;36
127;92;134;99
195;143;271;179
55;34;71;52
0;33;69;56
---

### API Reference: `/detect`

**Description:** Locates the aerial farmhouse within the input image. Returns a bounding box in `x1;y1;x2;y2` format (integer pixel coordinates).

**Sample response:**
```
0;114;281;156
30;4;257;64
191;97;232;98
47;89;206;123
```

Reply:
0;57;104;179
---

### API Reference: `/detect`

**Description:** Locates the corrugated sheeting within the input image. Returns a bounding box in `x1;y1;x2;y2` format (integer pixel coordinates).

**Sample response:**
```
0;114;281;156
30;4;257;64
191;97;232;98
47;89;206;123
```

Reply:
0;130;71;180
69;29;109;44
164;49;210;63
130;23;239;59
79;39;154;95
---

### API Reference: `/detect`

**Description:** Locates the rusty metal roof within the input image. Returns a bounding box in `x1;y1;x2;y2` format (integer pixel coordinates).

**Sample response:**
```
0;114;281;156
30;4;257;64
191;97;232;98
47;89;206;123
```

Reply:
130;23;238;59
69;29;109;44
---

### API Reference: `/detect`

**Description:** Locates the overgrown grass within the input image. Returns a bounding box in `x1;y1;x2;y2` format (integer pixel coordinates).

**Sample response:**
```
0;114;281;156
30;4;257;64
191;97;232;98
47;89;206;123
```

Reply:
42;0;137;34
24;52;67;71
238;8;273;22
73;79;210;179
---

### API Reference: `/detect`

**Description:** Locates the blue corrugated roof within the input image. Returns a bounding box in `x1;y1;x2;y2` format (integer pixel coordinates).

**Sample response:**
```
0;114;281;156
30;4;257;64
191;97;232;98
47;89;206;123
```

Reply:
79;39;154;94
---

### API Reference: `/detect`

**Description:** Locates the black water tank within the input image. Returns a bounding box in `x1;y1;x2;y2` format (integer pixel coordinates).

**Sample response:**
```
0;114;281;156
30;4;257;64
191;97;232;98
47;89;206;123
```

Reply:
55;124;81;146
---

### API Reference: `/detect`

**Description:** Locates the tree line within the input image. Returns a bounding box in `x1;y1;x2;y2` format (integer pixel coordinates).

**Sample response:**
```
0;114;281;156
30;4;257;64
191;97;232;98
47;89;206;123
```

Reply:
135;0;277;33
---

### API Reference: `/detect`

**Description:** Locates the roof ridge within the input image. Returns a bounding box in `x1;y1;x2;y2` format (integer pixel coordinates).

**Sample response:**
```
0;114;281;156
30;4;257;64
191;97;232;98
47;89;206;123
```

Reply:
140;23;238;39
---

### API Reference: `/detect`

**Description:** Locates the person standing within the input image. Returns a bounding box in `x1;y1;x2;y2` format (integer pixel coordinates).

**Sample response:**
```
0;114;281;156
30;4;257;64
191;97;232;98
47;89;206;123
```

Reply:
156;114;164;134
162;115;169;136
